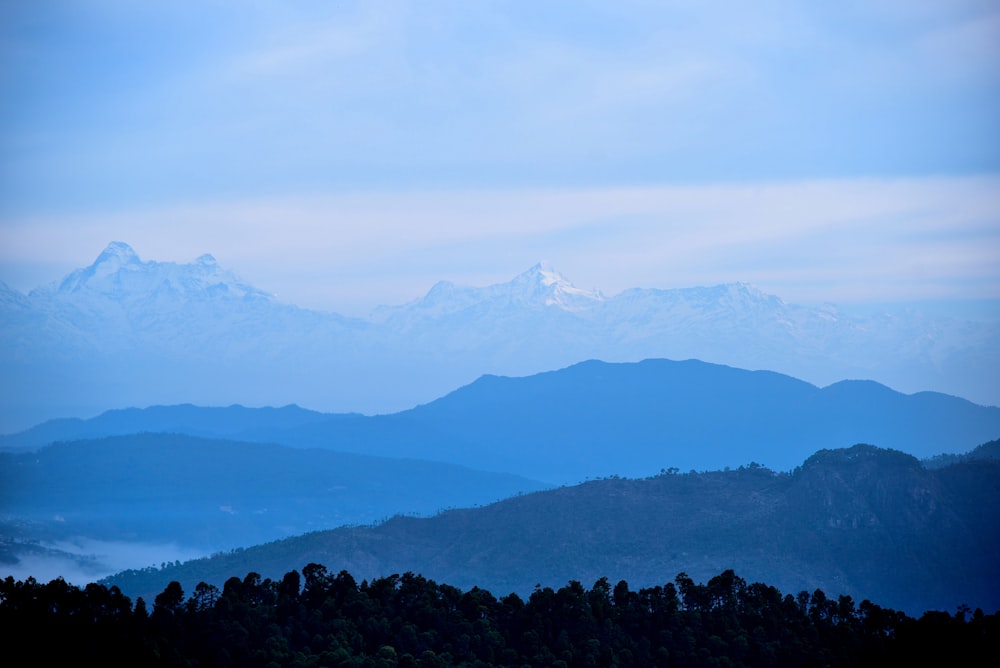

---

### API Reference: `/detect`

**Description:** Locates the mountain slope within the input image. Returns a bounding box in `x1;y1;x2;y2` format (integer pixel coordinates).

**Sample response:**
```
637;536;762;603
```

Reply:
2;243;997;432
5;359;999;483
353;359;998;479
104;445;1000;615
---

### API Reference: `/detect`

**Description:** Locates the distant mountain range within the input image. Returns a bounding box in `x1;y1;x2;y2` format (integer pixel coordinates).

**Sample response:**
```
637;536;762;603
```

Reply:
2;242;997;432
6;243;998;618
104;444;1000;616
6;358;996;591
5;359;999;481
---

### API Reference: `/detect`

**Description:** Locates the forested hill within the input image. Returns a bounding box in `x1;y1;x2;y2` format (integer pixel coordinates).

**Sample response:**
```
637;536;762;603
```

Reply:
107;444;1000;615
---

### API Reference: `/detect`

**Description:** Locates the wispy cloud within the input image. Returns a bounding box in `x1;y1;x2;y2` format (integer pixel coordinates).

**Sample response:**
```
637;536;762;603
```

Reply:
2;176;997;313
2;1;998;217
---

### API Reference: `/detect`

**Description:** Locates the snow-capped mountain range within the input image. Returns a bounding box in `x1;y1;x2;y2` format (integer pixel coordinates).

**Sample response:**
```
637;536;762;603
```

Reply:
54;241;270;303
1;242;997;431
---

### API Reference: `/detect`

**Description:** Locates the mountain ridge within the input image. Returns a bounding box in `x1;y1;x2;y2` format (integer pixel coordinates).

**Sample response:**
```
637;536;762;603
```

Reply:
5;358;999;484
1;242;997;432
102;444;1000;615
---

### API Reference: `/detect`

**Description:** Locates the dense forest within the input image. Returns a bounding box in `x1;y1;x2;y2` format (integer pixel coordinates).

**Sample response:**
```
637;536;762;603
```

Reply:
3;566;997;667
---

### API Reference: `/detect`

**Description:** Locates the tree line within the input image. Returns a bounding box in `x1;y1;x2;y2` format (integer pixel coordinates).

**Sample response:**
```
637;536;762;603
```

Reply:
2;566;996;667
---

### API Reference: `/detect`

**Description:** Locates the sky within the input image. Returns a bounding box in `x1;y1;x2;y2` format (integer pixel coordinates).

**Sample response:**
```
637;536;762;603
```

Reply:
1;0;998;316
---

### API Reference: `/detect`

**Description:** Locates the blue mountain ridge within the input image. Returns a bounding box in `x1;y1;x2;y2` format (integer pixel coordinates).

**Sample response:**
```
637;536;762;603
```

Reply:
5;358;999;484
0;432;549;563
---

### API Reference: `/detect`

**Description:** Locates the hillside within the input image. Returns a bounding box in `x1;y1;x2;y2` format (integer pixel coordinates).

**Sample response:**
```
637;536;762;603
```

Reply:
105;445;1000;615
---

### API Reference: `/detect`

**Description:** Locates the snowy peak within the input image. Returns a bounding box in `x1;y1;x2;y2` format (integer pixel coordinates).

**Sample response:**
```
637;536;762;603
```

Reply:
519;261;562;284
370;280;480;323
512;261;571;289
378;265;792;325
373;262;604;323
37;242;271;304
54;241;144;293
95;241;141;268
505;261;604;311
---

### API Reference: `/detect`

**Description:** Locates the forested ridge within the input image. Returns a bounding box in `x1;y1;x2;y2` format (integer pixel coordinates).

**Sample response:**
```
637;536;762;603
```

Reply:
3;566;997;667
104;445;1000;614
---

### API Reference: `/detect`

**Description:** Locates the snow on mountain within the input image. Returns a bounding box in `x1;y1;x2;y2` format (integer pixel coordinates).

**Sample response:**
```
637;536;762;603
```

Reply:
0;280;30;312
37;241;271;304
0;243;382;430
13;243;305;367
372;261;603;326
370;268;998;407
1;242;997;432
502;261;604;311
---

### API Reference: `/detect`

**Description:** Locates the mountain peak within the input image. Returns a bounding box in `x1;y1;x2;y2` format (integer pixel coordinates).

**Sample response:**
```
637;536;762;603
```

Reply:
730;281;773;298
510;262;603;311
520;261;562;282
535;261;571;288
51;242;145;292
94;241;141;268
38;241;273;304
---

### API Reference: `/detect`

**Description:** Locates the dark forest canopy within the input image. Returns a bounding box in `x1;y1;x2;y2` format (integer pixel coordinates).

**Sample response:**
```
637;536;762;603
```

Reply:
3;566;998;667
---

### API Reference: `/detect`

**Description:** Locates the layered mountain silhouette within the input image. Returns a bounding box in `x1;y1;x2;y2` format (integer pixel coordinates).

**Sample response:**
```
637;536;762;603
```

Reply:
104;444;1000;616
4;244;999;618
2;242;997;432
0;403;333;451
5;359;999;481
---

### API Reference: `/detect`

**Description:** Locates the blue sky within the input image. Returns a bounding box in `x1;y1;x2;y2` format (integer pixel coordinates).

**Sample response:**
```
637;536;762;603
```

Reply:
1;1;998;314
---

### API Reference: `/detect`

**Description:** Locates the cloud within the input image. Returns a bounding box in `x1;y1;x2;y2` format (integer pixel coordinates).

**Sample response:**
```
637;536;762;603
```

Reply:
3;0;998;219
0;538;207;588
2;176;997;314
